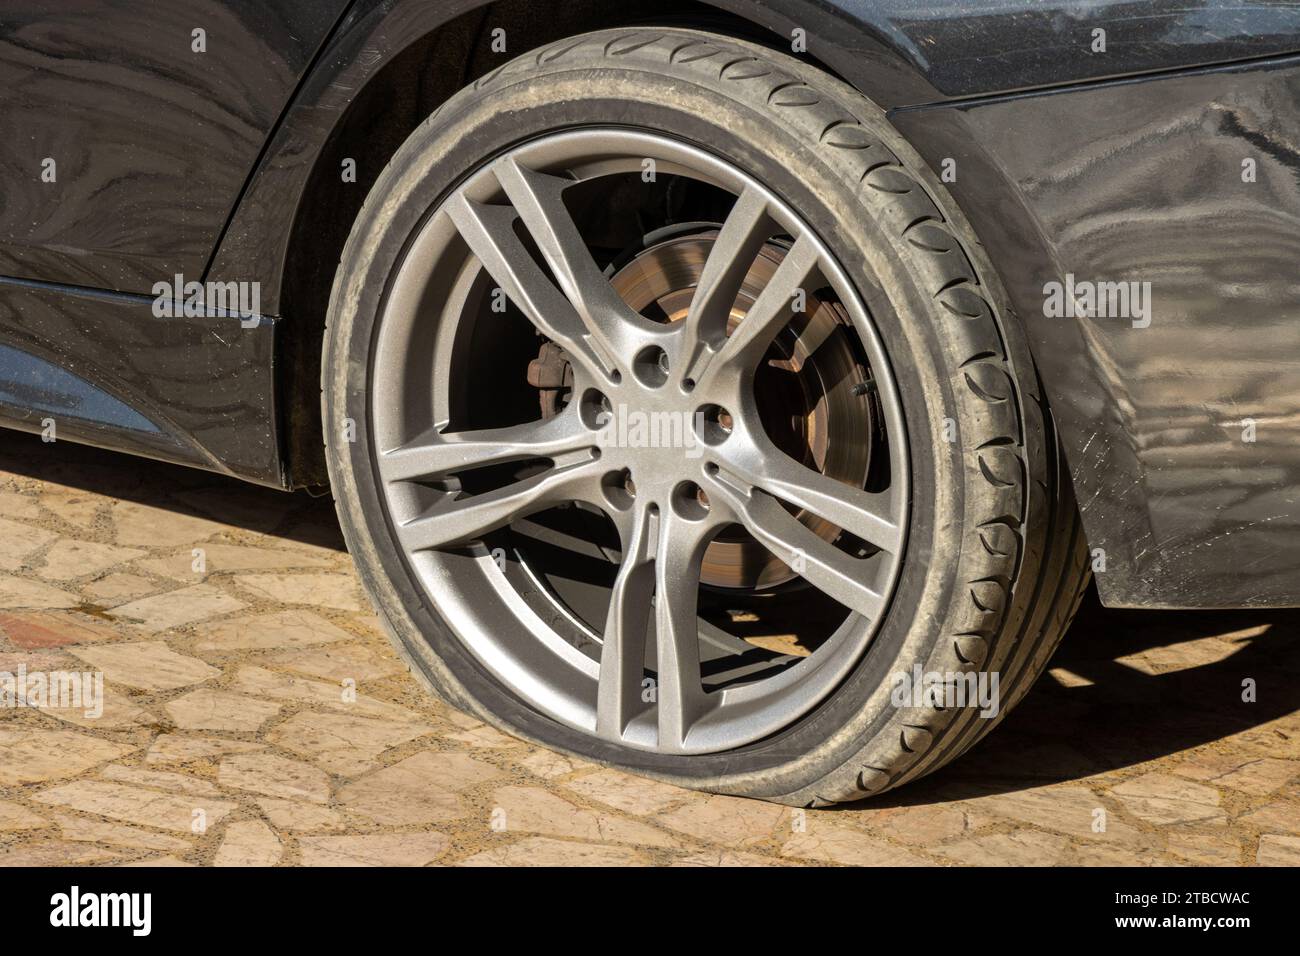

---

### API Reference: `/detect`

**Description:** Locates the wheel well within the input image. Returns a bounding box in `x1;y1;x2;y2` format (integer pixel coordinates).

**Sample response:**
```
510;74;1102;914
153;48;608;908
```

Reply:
278;0;842;488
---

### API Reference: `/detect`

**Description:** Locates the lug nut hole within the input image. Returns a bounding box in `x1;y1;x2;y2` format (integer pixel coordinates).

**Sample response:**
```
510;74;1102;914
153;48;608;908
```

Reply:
634;346;670;388
697;404;733;445
672;480;710;521
602;469;636;510
579;388;612;431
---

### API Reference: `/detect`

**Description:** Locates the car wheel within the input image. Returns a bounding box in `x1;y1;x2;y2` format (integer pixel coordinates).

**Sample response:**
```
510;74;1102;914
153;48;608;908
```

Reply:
321;27;1090;805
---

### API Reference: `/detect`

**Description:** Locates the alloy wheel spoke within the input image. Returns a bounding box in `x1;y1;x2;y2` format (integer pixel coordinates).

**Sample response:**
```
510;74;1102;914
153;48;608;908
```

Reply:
493;157;651;359
680;186;774;379
377;412;592;485
697;234;822;388
595;503;658;740
395;457;600;553
653;514;711;751
719;429;902;556
444;192;617;381
596;506;712;749
706;475;888;620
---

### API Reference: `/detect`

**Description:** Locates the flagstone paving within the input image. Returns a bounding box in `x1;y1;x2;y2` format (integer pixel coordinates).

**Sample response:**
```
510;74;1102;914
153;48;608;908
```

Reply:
1;435;1298;866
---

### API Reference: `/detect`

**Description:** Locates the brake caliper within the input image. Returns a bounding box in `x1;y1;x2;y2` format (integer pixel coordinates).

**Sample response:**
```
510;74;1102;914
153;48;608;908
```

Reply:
527;340;573;419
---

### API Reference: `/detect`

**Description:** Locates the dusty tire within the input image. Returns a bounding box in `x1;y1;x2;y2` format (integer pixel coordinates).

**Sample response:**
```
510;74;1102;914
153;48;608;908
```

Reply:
322;27;1090;805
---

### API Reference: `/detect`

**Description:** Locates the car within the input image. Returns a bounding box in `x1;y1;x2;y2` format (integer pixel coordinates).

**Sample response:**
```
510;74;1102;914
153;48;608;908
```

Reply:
3;0;1298;806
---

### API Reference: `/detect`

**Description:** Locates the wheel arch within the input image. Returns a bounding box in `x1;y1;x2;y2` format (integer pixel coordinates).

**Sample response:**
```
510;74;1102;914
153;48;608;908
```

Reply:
202;0;943;489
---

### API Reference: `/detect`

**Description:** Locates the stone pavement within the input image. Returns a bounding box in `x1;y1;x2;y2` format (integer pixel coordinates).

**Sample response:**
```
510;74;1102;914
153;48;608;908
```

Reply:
1;434;1298;867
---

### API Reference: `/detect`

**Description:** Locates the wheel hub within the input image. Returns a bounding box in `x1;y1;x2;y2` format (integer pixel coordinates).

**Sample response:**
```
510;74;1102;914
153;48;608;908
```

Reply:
605;231;873;590
526;232;878;590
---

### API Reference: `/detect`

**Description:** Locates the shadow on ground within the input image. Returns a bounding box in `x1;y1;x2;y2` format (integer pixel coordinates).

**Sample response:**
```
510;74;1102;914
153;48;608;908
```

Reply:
0;431;344;552
876;593;1300;807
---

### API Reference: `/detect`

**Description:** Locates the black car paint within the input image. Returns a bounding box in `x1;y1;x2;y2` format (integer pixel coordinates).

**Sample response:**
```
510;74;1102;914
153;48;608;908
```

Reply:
1;0;1298;606
0;0;350;485
0;0;351;293
895;56;1300;608
0;278;278;483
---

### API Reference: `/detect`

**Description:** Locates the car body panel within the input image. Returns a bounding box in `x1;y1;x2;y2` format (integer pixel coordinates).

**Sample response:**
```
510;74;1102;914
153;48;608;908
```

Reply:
0;0;350;292
0;280;280;484
894;55;1300;608
843;0;1300;100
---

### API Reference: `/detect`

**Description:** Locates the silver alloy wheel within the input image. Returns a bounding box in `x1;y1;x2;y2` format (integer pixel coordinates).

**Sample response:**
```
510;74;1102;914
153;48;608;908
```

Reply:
370;129;909;755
